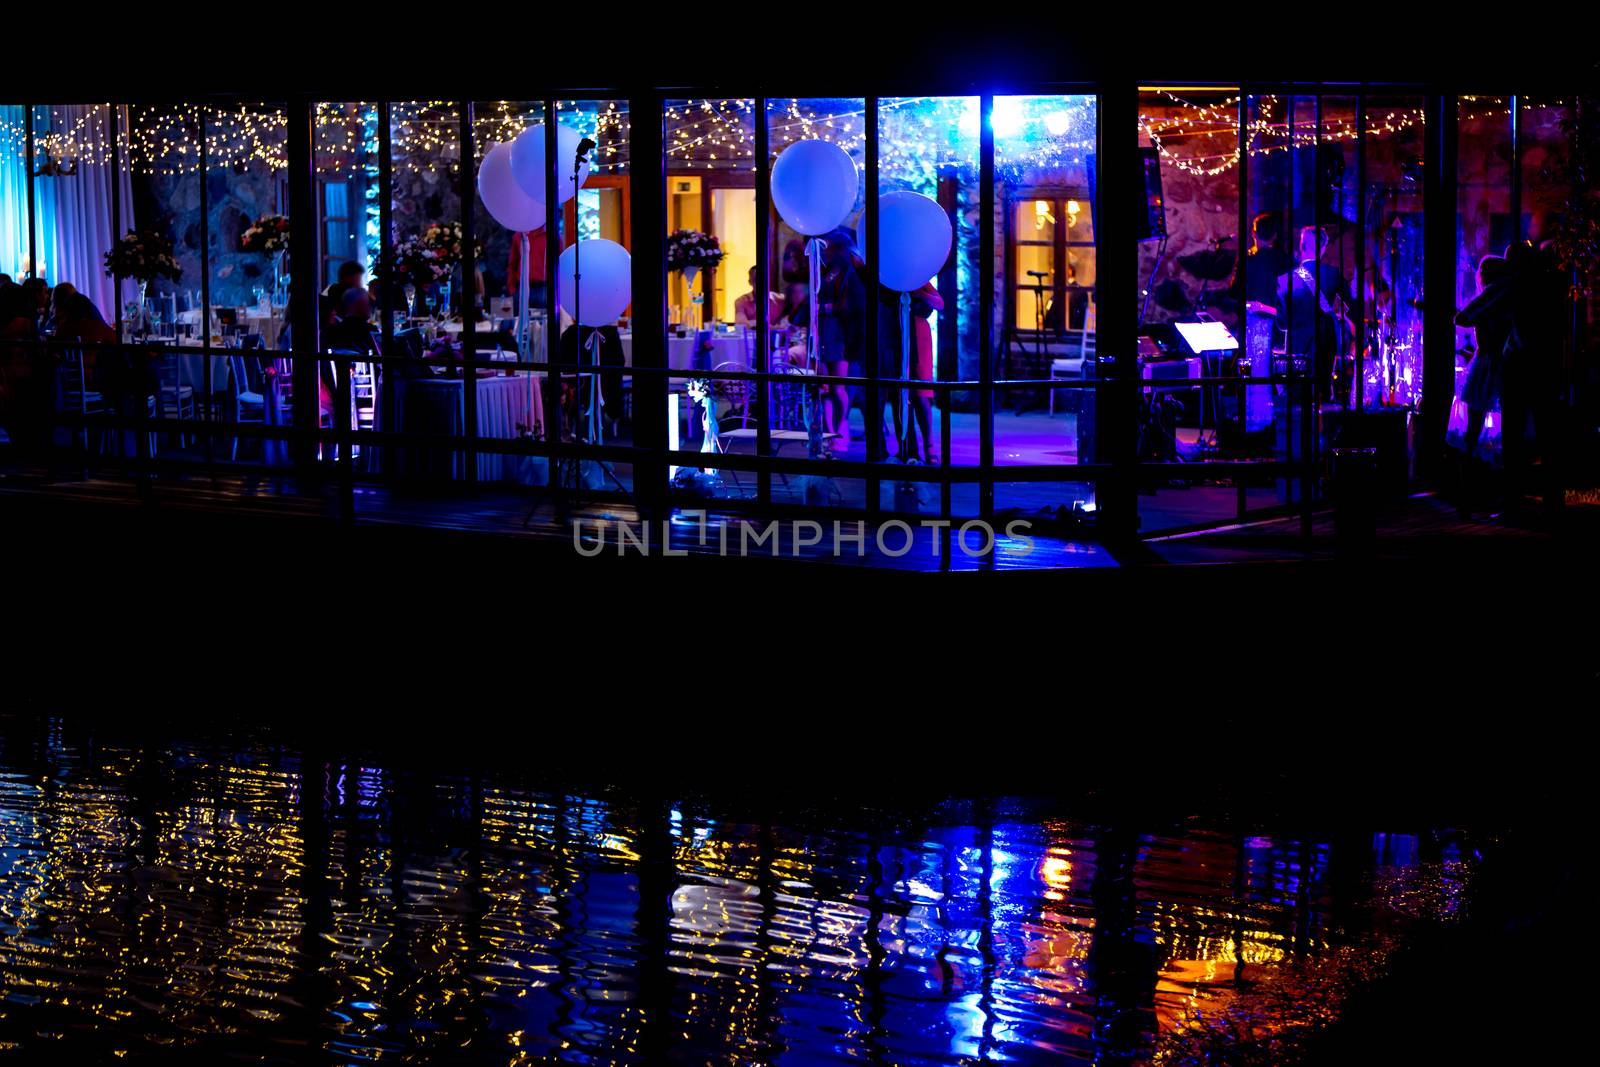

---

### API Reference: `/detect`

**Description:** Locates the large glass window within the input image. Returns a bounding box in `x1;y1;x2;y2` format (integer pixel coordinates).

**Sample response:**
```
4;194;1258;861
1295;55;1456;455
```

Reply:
558;97;632;494
665;98;757;502
1451;97;1513;458
464;100;555;490
1136;88;1277;531
378;101;465;478
877;95;979;516
205;103;292;465
992;94;1097;518
758;97;868;511
1131;88;1431;533
1360;96;1427;411
118;103;210;456
0;83;1495;542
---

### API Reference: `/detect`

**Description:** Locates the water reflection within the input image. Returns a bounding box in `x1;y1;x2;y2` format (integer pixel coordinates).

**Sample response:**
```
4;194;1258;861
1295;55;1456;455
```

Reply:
0;725;1469;1064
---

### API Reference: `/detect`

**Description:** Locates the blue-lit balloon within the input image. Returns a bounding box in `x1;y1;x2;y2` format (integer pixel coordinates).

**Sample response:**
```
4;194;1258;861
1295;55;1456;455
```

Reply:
770;139;857;236
876;191;952;292
509;123;590;210
556;239;631;327
478;142;545;232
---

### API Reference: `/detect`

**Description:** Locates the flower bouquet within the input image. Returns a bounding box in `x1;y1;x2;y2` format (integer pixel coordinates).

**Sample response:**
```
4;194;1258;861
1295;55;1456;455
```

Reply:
240;214;290;254
103;230;182;284
381;223;484;287
667;229;725;282
668;230;724;330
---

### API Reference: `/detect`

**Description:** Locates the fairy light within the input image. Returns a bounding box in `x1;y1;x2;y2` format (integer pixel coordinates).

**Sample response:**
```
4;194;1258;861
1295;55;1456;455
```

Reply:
661;96;1093;183
0;96;1561;179
1141;89;1440;177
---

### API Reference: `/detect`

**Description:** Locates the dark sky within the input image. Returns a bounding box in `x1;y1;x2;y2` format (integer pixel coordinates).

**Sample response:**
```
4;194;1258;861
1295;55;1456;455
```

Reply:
8;12;1594;99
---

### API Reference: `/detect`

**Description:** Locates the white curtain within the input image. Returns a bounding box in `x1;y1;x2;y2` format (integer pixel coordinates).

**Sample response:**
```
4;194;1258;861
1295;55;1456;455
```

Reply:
35;104;135;320
1;106;28;278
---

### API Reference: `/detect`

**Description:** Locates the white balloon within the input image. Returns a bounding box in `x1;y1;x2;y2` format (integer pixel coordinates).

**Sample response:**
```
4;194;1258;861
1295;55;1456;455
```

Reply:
876;190;953;292
510;123;591;209
477;141;546;231
770;139;858;236
556;239;631;327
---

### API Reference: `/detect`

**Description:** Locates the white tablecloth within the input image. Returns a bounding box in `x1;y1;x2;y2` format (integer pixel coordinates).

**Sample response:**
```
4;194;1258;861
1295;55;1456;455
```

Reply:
173;306;284;348
474;374;545;481
617;330;753;371
243;309;284;349
394;372;545;483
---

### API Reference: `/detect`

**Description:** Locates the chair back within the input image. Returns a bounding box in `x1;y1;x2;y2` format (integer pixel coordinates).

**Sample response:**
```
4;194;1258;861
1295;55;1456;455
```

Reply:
229;354;251;395
711;359;751;427
57;346;87;394
155;358;179;388
272;357;295;406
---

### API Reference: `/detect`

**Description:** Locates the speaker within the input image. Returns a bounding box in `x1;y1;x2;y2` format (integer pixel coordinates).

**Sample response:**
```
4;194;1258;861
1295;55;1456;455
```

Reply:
1137;146;1167;241
1324;409;1413;497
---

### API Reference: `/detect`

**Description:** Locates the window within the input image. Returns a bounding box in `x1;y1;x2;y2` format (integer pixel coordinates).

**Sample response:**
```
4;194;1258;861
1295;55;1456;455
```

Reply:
1008;193;1094;333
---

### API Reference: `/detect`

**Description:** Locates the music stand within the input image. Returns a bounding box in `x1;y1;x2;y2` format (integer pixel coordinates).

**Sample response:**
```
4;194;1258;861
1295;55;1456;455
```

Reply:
1173;318;1239;454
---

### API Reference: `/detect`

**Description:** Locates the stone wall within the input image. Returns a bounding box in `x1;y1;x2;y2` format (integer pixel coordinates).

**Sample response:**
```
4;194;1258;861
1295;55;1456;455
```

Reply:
1137;104;1242;328
135;165;284;308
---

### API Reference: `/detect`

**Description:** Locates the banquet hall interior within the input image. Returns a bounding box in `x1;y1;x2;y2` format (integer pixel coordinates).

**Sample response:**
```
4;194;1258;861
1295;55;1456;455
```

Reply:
1;79;1595;550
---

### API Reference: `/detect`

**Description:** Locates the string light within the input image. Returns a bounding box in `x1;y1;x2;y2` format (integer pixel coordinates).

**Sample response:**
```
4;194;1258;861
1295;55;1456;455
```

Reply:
1141;91;1567;178
1142;91;1430;177
0;96;1563;179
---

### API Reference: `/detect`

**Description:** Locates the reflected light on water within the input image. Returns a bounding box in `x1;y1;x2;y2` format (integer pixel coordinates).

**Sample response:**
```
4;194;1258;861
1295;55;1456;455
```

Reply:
0;725;1472;1064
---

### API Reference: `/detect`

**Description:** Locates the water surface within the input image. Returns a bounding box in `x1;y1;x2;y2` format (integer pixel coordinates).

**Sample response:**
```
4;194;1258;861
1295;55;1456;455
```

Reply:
0;723;1471;1063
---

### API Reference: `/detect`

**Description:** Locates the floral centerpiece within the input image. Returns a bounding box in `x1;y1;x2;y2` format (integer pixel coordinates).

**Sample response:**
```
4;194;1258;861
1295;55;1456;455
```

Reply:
103;230;182;284
381;223;483;287
667;229;725;274
241;214;291;305
668;230;724;330
391;231;453;285
420;221;468;271
240;214;290;254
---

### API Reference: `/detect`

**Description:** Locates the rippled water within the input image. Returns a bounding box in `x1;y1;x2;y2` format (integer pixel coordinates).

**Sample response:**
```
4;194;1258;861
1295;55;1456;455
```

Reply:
0;723;1472;1064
